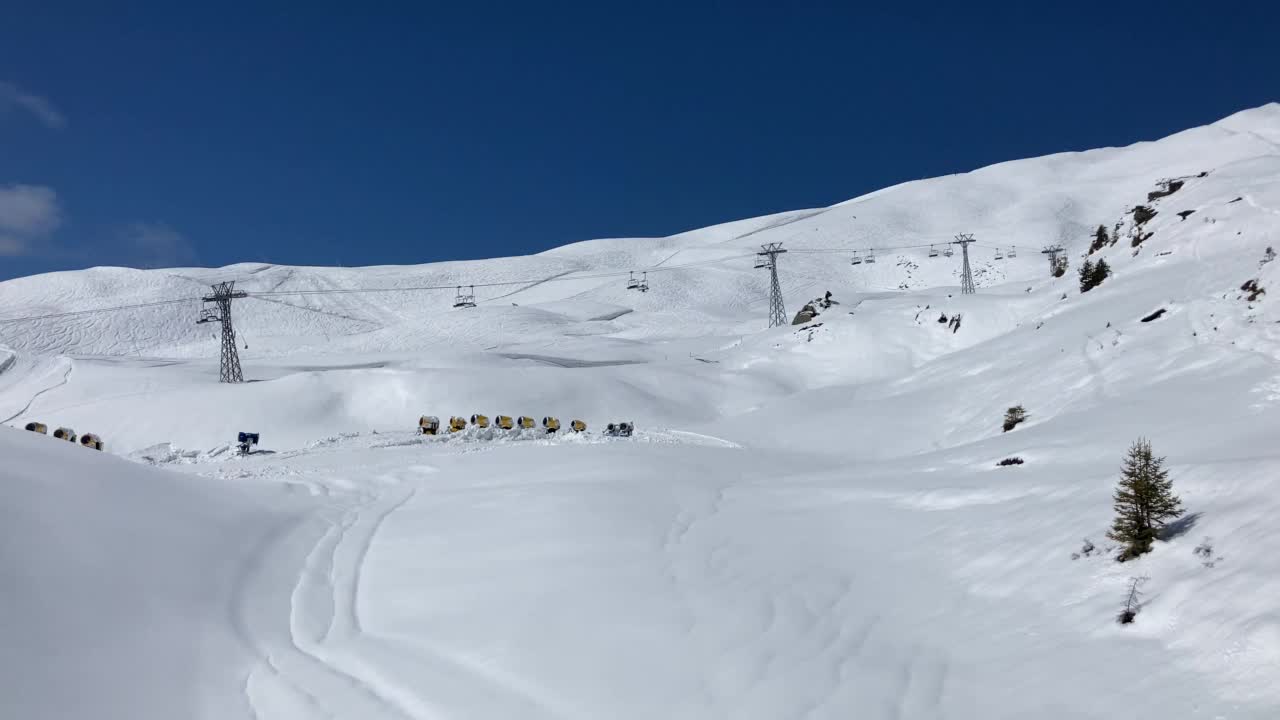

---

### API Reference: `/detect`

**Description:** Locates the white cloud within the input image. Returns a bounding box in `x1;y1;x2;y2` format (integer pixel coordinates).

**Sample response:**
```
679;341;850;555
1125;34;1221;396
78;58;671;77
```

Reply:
0;185;196;267
120;222;199;268
0;184;61;237
0;81;66;129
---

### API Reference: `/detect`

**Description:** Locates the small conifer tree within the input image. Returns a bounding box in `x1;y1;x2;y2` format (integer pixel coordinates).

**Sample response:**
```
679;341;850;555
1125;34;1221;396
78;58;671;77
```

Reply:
1002;405;1028;432
1092;258;1112;287
1078;259;1096;292
1089;225;1110;254
1107;439;1183;561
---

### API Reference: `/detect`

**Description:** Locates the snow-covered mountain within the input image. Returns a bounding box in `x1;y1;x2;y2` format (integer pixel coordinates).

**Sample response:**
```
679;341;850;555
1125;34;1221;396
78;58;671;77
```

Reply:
2;103;1279;719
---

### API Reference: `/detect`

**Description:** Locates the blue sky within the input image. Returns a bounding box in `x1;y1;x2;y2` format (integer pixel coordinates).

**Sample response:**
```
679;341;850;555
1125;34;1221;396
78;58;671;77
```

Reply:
1;2;1276;281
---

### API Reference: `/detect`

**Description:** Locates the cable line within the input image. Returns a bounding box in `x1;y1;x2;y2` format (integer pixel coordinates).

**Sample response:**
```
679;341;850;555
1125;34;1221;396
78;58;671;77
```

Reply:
0;297;199;326
0;236;1057;330
0;254;756;326
247;254;756;298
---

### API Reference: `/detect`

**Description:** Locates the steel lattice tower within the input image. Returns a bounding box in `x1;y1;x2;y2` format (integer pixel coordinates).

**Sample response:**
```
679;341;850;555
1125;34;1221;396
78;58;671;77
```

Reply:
954;233;976;295
757;242;788;327
197;281;248;383
1041;244;1065;277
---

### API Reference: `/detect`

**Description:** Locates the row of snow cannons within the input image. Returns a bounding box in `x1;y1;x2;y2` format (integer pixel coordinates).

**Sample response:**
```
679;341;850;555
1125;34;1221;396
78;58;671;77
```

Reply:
23;422;105;451
417;414;634;438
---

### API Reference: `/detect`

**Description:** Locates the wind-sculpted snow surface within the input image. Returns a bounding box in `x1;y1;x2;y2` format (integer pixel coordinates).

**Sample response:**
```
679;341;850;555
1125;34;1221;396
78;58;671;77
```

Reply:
2;104;1280;718
0;426;320;720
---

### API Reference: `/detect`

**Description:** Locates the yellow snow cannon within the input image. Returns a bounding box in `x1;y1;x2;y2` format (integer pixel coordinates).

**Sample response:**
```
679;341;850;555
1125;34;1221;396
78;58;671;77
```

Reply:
517;416;536;430
24;422;48;434
495;415;515;430
470;413;490;429
418;416;440;435
570;419;587;433
448;416;468;433
53;427;77;442
542;416;561;433
79;433;104;451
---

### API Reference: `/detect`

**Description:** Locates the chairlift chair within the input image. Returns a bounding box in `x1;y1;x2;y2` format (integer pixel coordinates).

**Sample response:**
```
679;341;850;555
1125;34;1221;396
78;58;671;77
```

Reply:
865;248;876;264
753;256;769;269
638;272;649;292
994;249;1004;260
943;246;954;257
928;245;939;258
453;285;476;308
850;251;863;266
1008;247;1017;258
626;272;640;289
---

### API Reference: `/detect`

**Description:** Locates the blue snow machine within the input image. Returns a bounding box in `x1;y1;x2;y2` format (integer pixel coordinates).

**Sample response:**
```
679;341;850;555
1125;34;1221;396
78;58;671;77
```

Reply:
237;432;260;456
605;422;634;438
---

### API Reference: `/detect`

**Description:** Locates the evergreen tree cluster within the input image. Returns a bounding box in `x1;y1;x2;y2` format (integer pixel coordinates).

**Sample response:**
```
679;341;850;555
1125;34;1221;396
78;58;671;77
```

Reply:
1108;439;1183;561
1078;258;1111;293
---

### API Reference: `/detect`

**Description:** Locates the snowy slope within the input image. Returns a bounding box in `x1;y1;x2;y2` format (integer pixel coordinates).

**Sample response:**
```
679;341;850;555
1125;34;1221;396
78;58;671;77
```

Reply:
2;103;1280;718
1;104;1275;361
0;425;319;720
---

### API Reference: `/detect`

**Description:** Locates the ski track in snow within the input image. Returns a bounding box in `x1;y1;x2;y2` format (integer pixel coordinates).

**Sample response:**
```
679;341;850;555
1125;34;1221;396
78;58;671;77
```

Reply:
241;483;429;720
265;465;589;720
1;356;72;424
